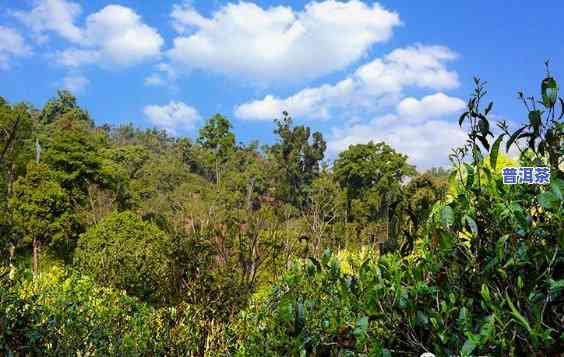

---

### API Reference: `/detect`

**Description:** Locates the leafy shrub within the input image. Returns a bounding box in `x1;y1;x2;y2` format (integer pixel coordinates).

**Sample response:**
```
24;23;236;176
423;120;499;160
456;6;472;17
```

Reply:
74;210;174;304
0;266;160;355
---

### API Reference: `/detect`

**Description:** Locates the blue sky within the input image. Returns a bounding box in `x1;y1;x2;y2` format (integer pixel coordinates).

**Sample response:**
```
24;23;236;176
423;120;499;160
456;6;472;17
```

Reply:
0;0;562;169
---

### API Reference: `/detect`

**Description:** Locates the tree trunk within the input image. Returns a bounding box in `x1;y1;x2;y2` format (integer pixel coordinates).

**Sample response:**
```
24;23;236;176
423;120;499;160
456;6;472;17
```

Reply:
32;238;40;276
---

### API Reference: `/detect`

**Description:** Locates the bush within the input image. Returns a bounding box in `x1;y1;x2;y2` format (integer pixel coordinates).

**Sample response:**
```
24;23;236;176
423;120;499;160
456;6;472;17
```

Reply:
74;211;174;304
0;266;161;355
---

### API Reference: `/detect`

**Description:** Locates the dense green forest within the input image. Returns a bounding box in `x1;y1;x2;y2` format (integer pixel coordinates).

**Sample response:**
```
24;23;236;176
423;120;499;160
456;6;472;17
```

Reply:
0;70;562;356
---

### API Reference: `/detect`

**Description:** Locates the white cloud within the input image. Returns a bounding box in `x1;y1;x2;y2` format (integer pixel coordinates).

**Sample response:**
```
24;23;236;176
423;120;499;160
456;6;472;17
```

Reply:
144;73;166;86
77;5;163;67
235;45;459;121
54;48;100;67
328;93;467;169
168;0;400;83
0;26;32;70
15;1;163;68
144;63;178;87
396;92;465;121
143;101;201;134
60;73;89;93
12;0;83;43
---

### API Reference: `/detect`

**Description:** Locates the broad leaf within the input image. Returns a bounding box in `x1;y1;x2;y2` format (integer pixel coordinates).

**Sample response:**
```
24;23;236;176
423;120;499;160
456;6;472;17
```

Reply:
459;111;469;126
464;215;478;235
506;126;526;152
440;206;455;229
538;191;557;209
528;110;542;133
489;134;505;170
478;118;490;137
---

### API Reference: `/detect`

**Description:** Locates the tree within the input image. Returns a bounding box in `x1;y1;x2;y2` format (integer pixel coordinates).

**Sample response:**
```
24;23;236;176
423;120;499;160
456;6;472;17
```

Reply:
10;162;71;274
305;172;346;256
333;141;415;240
42;113;106;204
268;111;326;208
74;211;174;304
38;90;91;125
0;99;34;259
401;173;447;253
197;114;236;186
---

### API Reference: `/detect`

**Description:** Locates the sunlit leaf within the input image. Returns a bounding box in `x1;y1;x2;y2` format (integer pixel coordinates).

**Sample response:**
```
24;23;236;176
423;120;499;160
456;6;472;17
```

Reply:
489;134;505;170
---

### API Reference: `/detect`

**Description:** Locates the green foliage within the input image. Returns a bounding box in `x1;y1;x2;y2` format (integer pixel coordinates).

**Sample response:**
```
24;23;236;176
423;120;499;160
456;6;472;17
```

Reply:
42;114;106;200
38;90;91;125
74;211;174;304
269;111;326;208
1;67;562;356
334;142;415;220
10;162;72;255
233;72;563;356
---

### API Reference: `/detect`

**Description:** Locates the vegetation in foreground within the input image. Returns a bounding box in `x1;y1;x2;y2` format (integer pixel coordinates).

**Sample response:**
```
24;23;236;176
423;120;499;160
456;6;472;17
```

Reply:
1;67;562;356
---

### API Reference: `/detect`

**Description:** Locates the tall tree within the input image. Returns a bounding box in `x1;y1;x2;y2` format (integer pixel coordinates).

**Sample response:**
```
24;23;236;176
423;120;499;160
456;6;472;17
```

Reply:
42;112;106;204
10;162;71;274
268;111;326;208
38;90;91;125
0;99;34;259
333;141;415;234
197;114;236;187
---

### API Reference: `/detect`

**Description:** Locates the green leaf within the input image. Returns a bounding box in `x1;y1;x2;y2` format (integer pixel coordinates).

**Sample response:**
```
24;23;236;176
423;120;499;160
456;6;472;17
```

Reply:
458;111;469;126
477;135;490;150
528;110;542;133
478;118;490;137
550;178;563;200
541;76;558;108
464;163;475;190
416;311;429;326
548;279;564;297
480;284;491;304
353;316;370;337
489;134;504;170
485;101;494;115
506;294;532;335
506;126;526;152
440;206;455;229
538;191;557;209
461;335;478;356
464;215;478;235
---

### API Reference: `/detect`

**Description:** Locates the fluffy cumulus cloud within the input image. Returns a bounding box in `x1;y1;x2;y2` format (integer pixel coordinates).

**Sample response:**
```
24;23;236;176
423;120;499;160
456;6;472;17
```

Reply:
0;26;32;70
167;0;401;83
11;0;83;43
14;0;163;68
235;45;459;121
327;93;467;170
76;5;163;67
396;92;465;121
143;101;201;134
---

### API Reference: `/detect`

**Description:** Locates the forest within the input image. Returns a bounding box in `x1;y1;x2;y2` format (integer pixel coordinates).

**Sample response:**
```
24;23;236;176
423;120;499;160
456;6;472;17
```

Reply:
0;69;562;356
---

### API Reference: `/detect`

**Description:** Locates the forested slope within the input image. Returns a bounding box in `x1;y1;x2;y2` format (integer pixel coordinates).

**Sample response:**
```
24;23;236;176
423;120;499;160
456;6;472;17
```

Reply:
1;71;562;355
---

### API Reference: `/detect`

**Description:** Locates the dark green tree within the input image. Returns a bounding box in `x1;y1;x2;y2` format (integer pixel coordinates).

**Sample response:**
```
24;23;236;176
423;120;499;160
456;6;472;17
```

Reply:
42;113;106;204
268;111;326;208
333;141;415;236
10;162;72;273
